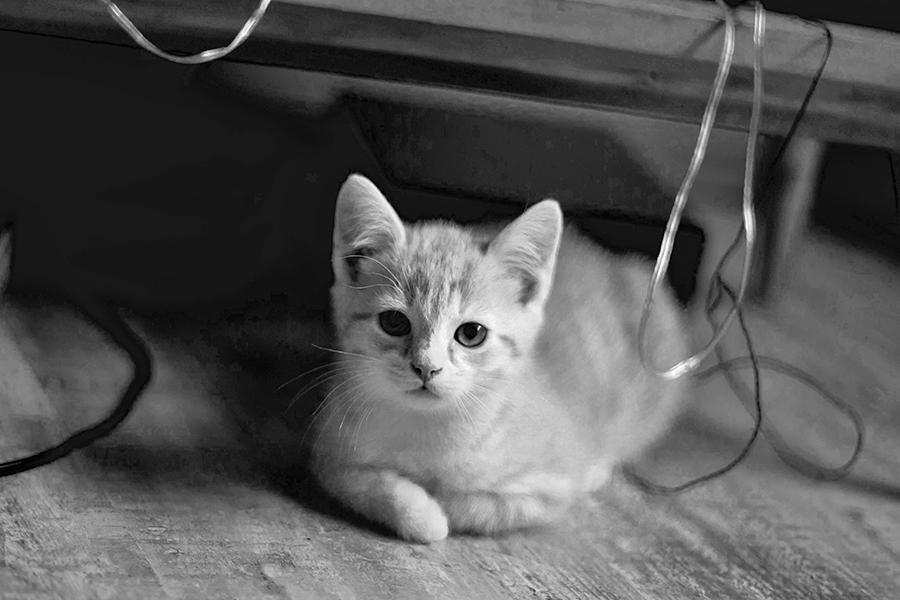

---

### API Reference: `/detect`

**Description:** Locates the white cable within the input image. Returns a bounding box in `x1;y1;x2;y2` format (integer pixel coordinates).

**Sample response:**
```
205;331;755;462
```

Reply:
638;0;766;380
98;0;273;65
99;0;766;381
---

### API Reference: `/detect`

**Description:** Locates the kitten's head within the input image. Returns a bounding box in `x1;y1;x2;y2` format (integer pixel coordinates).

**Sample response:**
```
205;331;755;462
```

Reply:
330;174;562;410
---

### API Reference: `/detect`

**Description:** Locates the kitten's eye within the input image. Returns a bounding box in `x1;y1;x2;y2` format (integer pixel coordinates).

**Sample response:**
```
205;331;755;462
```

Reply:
454;322;488;348
378;310;411;336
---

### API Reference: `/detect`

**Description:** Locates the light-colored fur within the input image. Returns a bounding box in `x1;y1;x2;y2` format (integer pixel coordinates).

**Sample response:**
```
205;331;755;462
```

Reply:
310;174;689;542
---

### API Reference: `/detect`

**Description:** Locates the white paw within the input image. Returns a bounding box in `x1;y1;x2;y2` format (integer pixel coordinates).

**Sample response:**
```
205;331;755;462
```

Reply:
394;484;449;543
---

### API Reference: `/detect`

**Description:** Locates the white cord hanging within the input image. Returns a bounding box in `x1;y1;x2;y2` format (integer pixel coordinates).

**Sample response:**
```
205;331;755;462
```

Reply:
98;0;273;65
99;0;765;381
638;0;766;380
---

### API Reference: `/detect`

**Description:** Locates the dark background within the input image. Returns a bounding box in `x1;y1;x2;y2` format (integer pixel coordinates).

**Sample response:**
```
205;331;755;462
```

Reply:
1;24;897;319
722;0;900;33
0;31;707;316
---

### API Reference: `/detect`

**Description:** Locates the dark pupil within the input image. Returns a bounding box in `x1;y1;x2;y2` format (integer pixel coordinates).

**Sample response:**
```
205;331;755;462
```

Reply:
455;322;487;347
378;311;410;336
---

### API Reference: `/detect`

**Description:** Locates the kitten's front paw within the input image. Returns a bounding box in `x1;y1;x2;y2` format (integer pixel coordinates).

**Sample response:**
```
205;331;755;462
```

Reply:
443;489;570;535
395;483;449;543
317;466;449;543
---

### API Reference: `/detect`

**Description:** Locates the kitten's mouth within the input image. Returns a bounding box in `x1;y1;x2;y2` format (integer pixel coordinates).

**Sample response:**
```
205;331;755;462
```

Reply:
406;385;440;399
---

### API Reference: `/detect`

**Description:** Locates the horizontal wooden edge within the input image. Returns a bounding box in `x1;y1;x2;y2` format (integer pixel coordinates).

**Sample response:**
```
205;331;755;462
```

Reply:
289;0;900;86
1;0;899;148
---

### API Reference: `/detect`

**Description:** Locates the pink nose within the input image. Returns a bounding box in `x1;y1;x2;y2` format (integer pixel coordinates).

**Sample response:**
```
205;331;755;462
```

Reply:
410;361;442;383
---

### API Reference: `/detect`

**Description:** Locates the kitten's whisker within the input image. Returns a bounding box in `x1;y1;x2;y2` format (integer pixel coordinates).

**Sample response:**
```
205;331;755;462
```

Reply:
311;344;377;361
318;373;369;411
464;390;486;425
351;400;379;455
299;375;370;451
470;383;492;403
284;364;362;408
468;395;488;416
467;384;498;417
303;391;358;455
285;369;357;414
364;272;404;293
299;370;368;418
318;380;372;461
289;363;359;396
303;373;374;454
341;388;377;460
337;397;356;436
457;394;477;433
276;362;341;391
343;283;396;291
314;370;372;417
340;254;405;291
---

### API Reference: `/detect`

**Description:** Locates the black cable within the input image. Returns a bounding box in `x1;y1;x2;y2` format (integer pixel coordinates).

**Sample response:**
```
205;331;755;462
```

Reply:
764;20;833;175
0;291;153;477
625;277;763;493
700;353;865;481
699;18;863;482
625;16;858;493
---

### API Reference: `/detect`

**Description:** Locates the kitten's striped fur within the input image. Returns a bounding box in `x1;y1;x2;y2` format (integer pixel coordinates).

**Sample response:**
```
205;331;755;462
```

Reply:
310;174;690;542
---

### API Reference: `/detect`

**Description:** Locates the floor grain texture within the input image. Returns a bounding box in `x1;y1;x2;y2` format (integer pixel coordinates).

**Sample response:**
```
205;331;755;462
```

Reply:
2;220;900;599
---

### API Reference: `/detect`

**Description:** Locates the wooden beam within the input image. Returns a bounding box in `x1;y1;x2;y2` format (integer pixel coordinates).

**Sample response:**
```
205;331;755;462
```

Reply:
750;136;828;301
2;0;899;148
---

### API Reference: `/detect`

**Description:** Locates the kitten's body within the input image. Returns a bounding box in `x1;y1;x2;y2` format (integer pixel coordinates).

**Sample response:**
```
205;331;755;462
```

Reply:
310;175;689;542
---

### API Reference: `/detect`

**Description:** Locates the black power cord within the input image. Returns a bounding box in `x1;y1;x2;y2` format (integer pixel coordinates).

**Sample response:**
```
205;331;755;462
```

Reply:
0;284;153;477
624;14;865;493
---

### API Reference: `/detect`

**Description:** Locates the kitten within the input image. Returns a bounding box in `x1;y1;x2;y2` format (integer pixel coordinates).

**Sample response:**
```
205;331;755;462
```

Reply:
309;174;690;542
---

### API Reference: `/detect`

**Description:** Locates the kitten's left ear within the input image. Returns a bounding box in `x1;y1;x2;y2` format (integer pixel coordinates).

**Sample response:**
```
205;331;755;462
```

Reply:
332;174;406;282
490;199;563;306
333;174;405;253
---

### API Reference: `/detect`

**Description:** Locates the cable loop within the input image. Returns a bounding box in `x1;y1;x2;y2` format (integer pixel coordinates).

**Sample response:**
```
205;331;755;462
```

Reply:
638;0;763;380
98;0;273;64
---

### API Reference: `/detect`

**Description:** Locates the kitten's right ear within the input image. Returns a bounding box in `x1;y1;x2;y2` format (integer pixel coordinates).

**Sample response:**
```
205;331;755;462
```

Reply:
332;174;405;280
489;200;563;306
0;229;11;293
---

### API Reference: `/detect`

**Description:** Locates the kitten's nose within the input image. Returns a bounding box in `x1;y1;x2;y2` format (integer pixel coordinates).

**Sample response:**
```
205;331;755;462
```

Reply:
410;361;442;383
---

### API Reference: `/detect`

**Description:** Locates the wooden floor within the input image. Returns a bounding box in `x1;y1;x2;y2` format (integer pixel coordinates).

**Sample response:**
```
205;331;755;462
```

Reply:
2;208;900;598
